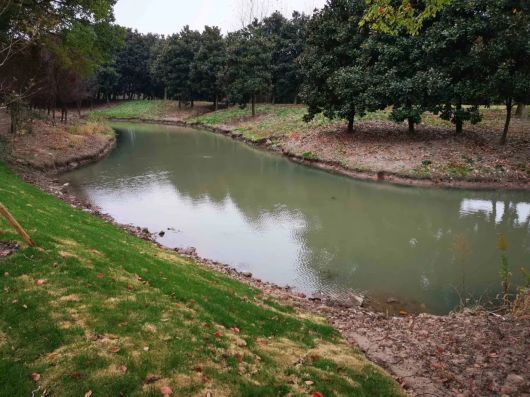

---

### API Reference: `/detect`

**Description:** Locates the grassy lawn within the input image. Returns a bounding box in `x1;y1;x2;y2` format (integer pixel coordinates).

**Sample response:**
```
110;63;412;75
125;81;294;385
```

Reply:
189;104;518;142
0;163;402;396
91;101;517;143
90;101;171;120
189;104;339;142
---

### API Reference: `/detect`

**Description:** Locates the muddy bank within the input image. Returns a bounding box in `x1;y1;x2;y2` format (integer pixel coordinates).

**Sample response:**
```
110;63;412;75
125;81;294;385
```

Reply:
105;116;530;191
10;165;529;397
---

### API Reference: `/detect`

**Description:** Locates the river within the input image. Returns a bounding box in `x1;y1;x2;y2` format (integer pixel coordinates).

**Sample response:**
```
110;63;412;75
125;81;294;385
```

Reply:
61;123;530;314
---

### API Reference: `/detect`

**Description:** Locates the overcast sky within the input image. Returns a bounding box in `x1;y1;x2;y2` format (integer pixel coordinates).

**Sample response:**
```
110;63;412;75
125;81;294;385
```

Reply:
114;0;328;35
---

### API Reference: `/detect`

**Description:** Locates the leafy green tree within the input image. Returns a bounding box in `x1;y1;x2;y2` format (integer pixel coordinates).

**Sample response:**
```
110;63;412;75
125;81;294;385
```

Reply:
300;0;374;132
156;26;201;106
366;31;448;133
420;1;494;135
113;30;159;99
223;26;272;116
260;11;308;104
477;0;530;144
193;26;226;109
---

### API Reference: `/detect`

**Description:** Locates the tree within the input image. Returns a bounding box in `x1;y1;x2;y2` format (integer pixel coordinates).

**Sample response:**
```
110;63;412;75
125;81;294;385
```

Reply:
478;0;530;144
193;26;226;109
361;0;453;35
260;11;309;104
300;0;373;132
223;26;272;116
155;26;201;107
366;30;448;134
113;30;159;100
420;0;493;135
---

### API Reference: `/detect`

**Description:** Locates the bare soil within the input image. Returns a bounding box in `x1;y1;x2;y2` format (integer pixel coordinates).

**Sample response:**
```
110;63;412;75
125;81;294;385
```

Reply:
0;110;115;172
0;241;18;258
279;119;530;189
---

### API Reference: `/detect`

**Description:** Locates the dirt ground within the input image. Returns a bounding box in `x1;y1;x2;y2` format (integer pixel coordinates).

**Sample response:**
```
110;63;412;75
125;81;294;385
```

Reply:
0;109;115;171
280;118;530;189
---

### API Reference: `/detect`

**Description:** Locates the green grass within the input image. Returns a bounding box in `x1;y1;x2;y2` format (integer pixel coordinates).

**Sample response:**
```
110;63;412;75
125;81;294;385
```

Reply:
0;163;402;396
90;101;171;120
189;104;338;142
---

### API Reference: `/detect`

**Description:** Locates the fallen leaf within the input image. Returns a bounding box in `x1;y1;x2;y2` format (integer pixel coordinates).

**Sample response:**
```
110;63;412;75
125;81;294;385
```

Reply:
194;366;203;373
235;353;243;363
312;392;324;397
96;273;105;279
305;380;314;385
214;331;223;338
36;279;45;286
231;327;241;334
143;346;150;352
160;385;172;396
71;372;82;380
110;347;120;353
119;365;128;374
31;372;41;382
399;310;408;316
84;390;92;397
145;375;161;384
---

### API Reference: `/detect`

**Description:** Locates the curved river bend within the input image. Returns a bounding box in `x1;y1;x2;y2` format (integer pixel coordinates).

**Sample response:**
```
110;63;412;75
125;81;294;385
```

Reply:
62;123;530;314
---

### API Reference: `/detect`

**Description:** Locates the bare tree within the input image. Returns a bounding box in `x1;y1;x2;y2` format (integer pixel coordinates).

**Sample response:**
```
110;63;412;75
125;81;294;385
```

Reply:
237;0;276;27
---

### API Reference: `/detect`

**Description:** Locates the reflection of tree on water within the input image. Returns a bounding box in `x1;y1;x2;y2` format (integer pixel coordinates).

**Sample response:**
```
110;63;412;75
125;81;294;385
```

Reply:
65;125;530;314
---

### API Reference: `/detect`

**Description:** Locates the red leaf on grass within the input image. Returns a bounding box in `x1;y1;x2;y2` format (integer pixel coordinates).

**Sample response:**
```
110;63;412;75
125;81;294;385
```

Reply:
214;331;223;338
312;392;324;397
231;327;241;334
160;386;173;396
36;279;45;286
96;273;105;279
31;372;41;382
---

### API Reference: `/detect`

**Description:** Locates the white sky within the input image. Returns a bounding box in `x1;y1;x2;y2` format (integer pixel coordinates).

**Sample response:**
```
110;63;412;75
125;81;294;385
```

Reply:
114;0;328;35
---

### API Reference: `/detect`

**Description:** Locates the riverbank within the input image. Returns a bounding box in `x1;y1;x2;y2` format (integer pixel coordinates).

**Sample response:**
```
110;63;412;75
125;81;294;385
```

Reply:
90;101;530;190
2;107;529;396
0;111;116;172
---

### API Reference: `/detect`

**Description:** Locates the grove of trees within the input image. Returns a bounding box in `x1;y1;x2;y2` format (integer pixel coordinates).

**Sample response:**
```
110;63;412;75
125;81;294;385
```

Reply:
1;0;529;143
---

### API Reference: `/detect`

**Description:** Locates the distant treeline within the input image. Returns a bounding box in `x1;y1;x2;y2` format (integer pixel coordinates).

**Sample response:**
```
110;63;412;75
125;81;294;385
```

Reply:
1;0;529;143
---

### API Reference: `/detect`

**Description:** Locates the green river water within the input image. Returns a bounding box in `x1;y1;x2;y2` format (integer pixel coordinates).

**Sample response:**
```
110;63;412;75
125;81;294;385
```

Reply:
62;123;530;314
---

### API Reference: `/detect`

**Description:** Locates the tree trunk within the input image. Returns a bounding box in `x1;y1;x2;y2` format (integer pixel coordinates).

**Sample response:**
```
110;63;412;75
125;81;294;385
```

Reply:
10;111;16;135
251;94;256;117
408;117;415;134
164;87;168;101
455;101;463;135
214;94;218;111
515;104;527;119
500;97;513;145
347;117;354;133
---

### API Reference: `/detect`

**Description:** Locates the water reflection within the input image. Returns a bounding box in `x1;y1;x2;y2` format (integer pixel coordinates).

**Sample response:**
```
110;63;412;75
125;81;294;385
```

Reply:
460;199;530;226
62;124;530;314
